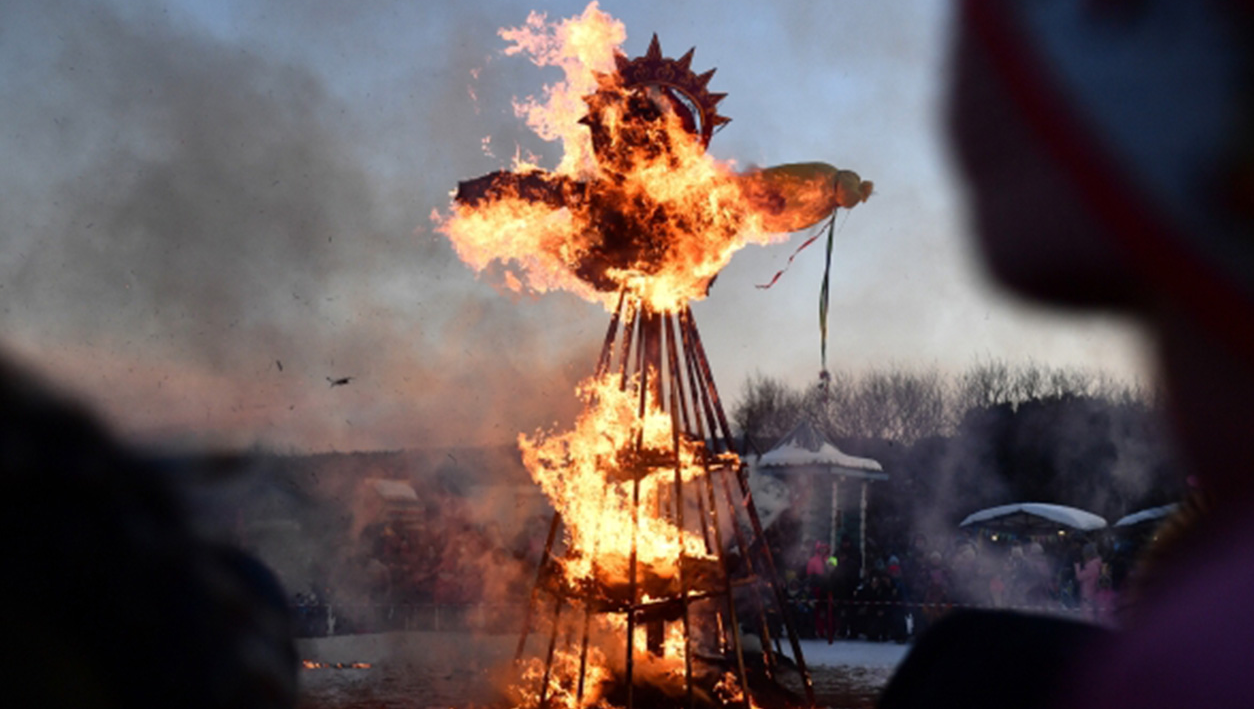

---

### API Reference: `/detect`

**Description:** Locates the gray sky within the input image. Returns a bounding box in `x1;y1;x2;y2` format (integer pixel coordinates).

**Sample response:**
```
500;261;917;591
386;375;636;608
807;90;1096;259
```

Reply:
0;0;1151;452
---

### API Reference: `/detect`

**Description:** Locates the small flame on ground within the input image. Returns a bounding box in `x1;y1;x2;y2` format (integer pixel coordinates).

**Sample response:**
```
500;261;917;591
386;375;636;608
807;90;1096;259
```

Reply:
516;644;613;709
713;672;762;709
300;660;373;670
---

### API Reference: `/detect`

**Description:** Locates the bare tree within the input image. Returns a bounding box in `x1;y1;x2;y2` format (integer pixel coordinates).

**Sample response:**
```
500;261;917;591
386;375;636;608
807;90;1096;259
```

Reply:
733;372;805;450
955;358;1016;411
790;366;951;444
838;367;950;443
887;368;950;442
954;358;1145;410
733;360;1150;448
804;370;857;439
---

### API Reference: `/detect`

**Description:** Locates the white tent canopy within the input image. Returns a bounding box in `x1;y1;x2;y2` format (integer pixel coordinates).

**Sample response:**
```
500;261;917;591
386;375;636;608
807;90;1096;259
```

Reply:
1114;504;1180;527
960;502;1107;532
757;420;885;479
754;420;884;574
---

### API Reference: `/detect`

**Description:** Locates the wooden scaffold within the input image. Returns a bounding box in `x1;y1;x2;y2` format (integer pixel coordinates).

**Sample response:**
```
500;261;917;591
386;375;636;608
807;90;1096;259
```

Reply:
513;292;816;709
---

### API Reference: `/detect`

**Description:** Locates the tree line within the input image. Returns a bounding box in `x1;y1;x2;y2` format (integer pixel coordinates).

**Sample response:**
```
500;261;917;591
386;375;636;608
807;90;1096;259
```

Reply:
732;361;1184;549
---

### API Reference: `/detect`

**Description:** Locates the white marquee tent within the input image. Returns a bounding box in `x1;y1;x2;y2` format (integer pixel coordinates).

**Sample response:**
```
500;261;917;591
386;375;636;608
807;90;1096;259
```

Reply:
960;502;1107;534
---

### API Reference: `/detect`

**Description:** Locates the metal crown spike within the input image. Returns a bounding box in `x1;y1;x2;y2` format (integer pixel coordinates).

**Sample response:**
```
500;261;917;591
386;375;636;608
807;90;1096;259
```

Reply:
646;34;663;61
676;47;695;72
587;35;732;148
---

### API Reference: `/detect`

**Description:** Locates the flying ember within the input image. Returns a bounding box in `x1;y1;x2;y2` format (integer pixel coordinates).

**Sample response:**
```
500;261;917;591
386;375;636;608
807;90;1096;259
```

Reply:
435;3;872;708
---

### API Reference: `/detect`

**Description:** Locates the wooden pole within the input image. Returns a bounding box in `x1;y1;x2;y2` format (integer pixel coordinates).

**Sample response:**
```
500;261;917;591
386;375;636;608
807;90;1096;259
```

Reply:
684;307;816;707
538;593;566;709
515;513;563;664
702;450;752;709
665;313;696;709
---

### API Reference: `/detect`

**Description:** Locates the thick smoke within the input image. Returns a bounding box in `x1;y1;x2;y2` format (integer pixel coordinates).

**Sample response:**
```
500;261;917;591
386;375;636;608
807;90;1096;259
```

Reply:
0;0;601;451
3;0;375;351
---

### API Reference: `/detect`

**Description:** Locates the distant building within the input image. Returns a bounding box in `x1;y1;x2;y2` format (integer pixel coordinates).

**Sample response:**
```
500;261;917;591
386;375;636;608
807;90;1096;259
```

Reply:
754;420;886;574
355;477;424;537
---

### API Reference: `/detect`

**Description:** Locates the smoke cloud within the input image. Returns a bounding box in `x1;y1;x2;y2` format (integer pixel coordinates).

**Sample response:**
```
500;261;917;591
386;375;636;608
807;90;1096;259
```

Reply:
0;0;602;451
0;0;1152;455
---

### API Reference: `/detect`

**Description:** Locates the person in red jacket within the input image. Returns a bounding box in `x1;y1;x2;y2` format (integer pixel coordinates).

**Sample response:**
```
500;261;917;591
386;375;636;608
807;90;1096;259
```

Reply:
1074;543;1102;621
806;541;836;641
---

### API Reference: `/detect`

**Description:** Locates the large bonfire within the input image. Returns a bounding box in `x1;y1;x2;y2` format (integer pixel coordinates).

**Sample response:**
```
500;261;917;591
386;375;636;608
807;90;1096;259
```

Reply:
434;4;871;708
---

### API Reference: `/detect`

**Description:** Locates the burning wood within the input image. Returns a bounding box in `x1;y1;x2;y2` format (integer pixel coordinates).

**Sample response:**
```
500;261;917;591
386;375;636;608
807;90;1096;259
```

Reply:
435;4;874;708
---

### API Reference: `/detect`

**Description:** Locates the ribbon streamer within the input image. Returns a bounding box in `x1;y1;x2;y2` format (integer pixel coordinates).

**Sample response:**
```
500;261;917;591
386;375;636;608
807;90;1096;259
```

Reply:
754;219;829;290
755;212;840;372
818;214;837;372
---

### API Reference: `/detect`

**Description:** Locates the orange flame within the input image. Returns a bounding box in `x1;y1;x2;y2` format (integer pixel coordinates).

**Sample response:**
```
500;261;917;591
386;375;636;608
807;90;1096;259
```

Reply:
435;2;869;314
516;645;613;709
713;671;762;709
499;3;624;177
435;5;872;706
520;372;718;586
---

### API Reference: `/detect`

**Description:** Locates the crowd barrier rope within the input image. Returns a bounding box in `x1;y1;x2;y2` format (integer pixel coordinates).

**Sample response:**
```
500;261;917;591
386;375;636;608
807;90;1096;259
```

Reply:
290;602;532;637
289;596;1113;638
789;597;1113;615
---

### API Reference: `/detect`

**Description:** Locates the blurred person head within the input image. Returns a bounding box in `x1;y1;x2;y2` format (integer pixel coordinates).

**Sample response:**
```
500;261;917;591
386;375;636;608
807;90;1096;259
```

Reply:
950;0;1254;511
0;357;295;708
948;2;1254;707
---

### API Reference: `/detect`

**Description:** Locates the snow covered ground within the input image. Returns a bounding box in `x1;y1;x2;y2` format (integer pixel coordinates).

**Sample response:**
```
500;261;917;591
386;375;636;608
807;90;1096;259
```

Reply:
786;638;911;708
296;631;514;708
296;631;910;709
791;638;911;669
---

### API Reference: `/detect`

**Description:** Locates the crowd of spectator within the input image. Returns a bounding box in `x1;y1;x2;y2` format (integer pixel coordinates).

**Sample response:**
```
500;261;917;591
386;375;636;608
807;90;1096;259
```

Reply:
783;531;1140;644
286;499;1146;642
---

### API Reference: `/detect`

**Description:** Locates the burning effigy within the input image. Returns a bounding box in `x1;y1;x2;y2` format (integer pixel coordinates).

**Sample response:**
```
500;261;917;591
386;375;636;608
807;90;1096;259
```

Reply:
434;4;871;708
